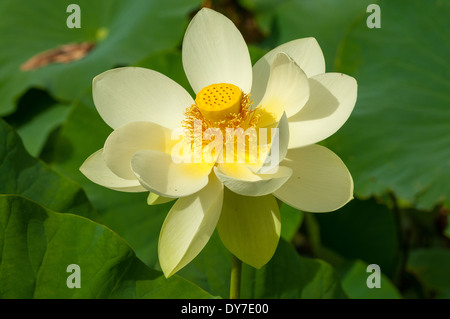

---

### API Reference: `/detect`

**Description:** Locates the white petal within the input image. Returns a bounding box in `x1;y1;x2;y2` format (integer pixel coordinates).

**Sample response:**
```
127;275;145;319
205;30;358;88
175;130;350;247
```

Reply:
251;38;325;106
214;164;292;196
131;150;213;198
159;174;224;277
103;121;174;180
274;144;353;212
255;53;309;123
182;8;252;93
288;73;357;148
80;149;146;192
93;67;194;129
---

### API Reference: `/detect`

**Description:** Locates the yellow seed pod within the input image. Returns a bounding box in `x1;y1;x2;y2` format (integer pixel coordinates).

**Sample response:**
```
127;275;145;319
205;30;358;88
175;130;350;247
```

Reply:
195;83;243;122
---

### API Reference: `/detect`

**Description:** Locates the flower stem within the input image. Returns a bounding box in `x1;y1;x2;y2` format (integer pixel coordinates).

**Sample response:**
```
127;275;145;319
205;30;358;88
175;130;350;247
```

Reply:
230;254;242;299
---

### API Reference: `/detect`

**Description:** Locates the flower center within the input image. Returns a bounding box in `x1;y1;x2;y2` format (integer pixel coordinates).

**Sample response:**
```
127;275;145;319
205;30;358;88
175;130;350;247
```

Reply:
195;83;243;122
181;83;263;164
183;83;259;142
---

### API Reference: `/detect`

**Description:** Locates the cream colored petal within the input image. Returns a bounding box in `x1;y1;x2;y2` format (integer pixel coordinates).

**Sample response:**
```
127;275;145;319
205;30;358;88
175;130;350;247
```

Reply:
255;112;290;174
159;174;224;277
103;121;175;180
182;8;252;94
214;164;292;197
147;193;176;205
255;53;309;124
288;73;357;148
217;190;280;269
131;150;213;198
274;144;353;212
80;149;146;192
93;67;194;130
251;38;325;106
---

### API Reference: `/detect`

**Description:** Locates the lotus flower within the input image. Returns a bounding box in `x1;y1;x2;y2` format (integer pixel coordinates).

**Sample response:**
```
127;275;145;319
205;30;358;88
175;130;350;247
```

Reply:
80;8;357;277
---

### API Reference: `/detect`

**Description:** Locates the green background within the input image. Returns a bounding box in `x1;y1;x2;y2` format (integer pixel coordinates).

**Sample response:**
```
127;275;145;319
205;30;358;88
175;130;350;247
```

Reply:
0;0;449;299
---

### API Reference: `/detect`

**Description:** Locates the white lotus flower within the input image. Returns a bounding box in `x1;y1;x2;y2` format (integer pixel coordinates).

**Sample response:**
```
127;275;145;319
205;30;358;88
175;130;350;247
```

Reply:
80;8;357;278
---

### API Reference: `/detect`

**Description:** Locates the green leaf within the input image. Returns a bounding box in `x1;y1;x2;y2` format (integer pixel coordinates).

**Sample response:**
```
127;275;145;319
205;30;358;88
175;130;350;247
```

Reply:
339;260;402;299
0;0;202;115
328;0;450;209
0;118;95;219
0;194;213;298
407;248;450;298
4;89;70;157
314;198;399;276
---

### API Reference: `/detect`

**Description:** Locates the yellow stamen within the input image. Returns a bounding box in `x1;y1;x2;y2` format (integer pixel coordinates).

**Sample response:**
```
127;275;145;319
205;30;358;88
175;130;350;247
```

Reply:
195;83;243;122
182;83;261;164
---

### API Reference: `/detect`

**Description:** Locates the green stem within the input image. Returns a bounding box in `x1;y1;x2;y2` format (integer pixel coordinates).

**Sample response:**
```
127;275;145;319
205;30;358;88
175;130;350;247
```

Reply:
230;254;242;299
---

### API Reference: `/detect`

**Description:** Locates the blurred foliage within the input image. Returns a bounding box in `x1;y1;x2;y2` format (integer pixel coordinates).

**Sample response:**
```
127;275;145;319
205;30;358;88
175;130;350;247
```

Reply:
0;0;449;299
